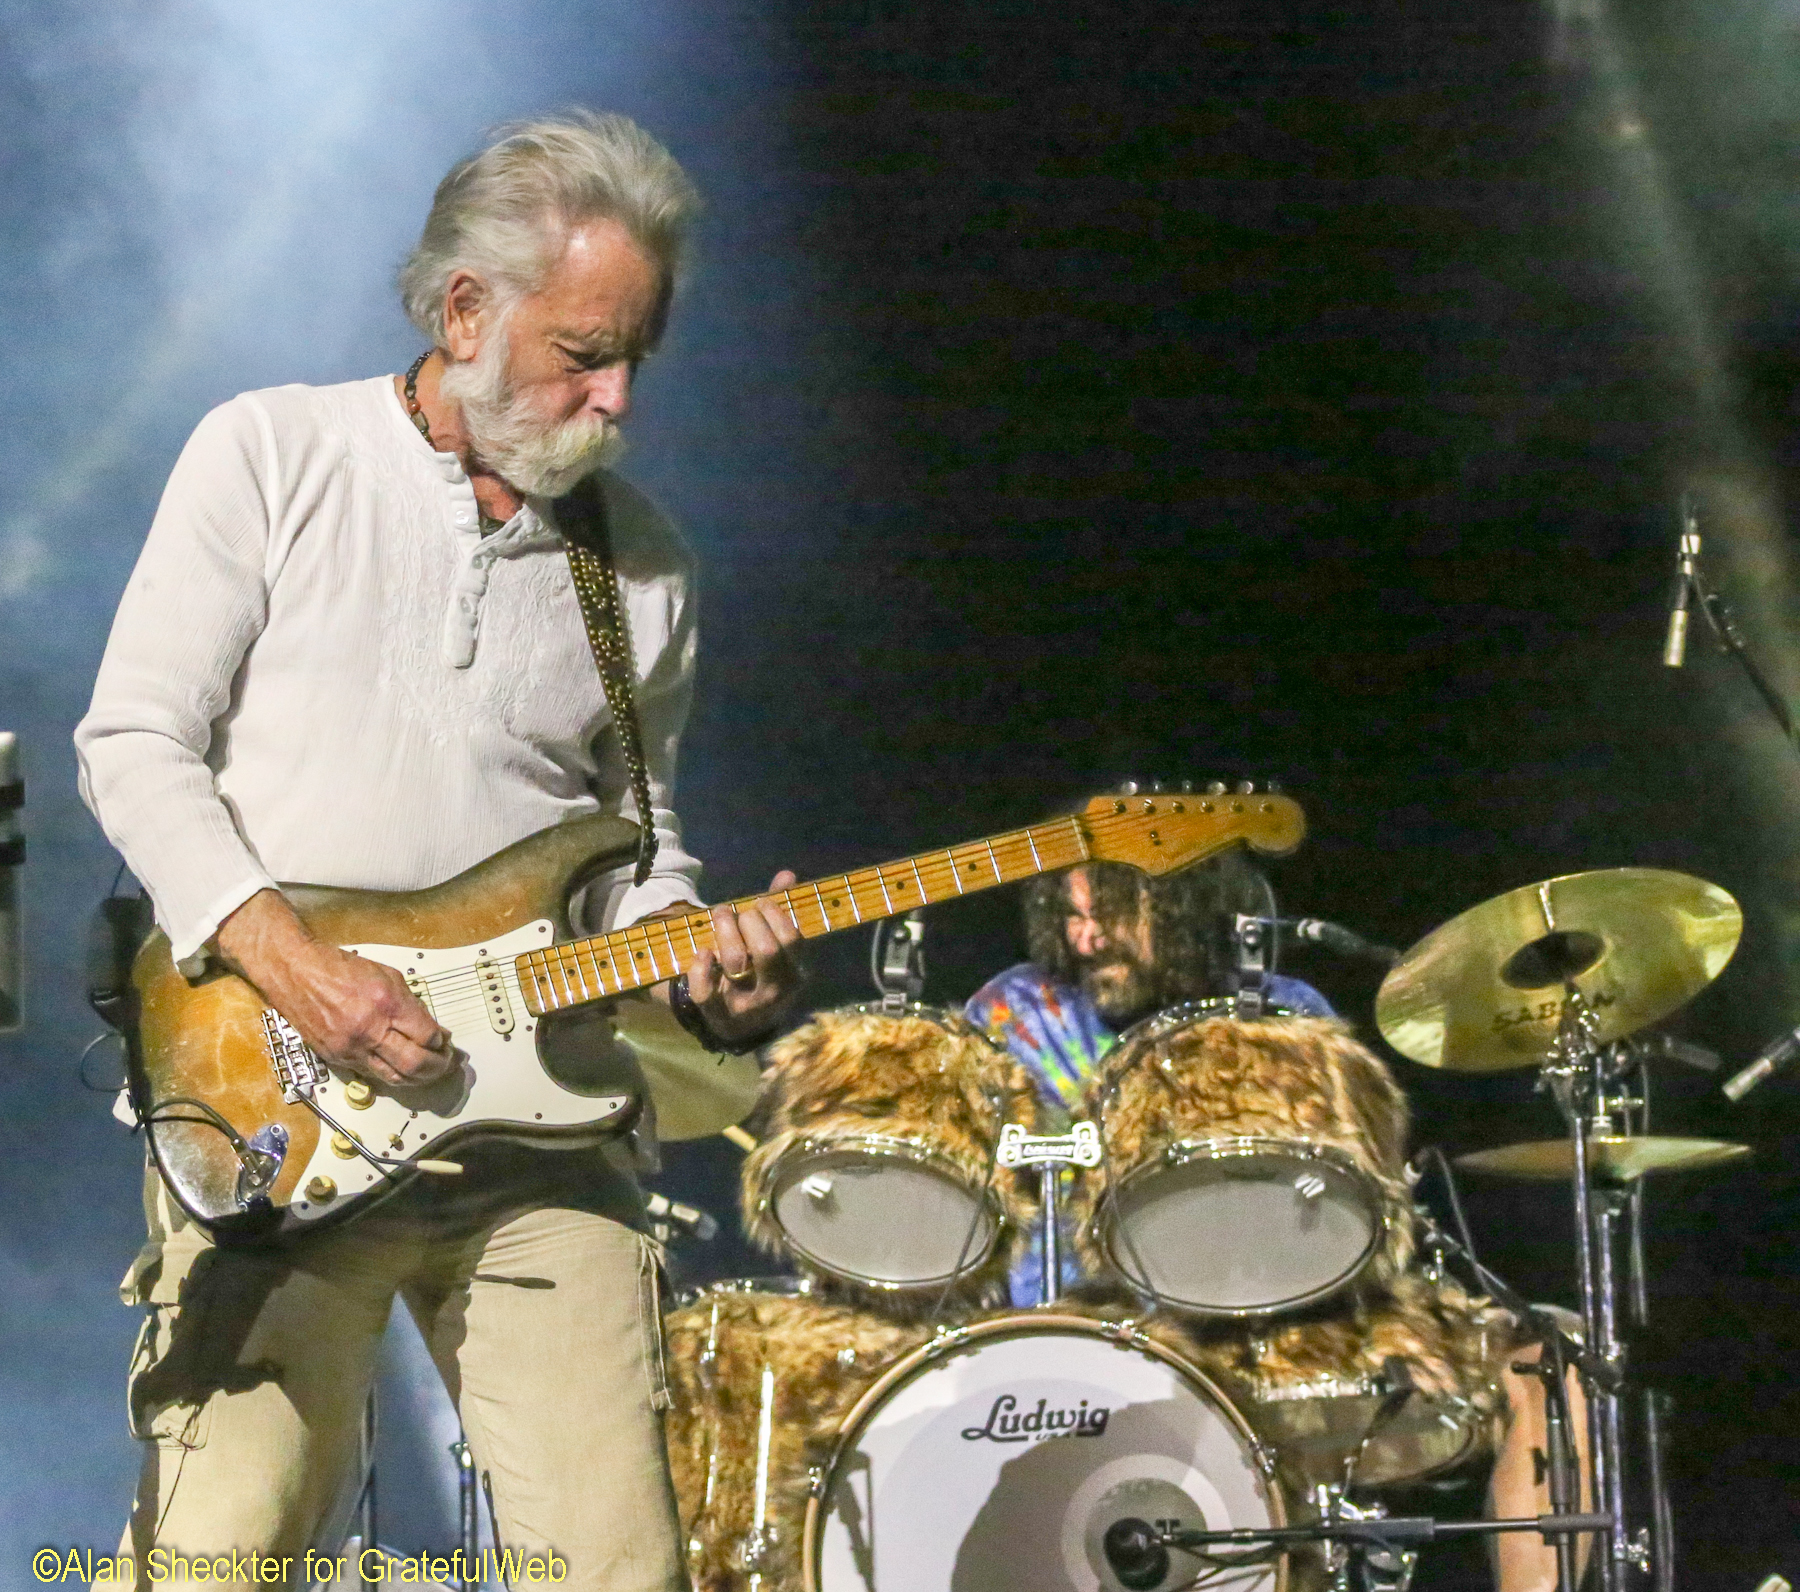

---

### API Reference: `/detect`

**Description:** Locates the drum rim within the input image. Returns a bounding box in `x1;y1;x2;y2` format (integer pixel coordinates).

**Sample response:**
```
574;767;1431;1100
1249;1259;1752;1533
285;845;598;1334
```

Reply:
761;1132;1006;1290
1095;1137;1388;1319
799;1309;1289;1592
1114;997;1301;1051
670;1275;818;1310
1243;1382;1488;1487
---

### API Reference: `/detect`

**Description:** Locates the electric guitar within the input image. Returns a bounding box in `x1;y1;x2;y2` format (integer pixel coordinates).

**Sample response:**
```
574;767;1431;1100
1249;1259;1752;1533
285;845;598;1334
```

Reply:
130;786;1304;1237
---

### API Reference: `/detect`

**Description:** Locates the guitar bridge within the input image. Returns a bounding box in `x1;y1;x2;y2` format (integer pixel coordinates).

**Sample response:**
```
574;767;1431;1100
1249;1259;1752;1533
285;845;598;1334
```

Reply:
261;1008;328;1102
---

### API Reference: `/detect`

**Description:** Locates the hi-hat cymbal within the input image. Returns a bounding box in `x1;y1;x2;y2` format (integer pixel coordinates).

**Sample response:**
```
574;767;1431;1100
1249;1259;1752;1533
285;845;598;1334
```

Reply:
611;996;763;1141
1456;1136;1752;1182
1376;868;1741;1072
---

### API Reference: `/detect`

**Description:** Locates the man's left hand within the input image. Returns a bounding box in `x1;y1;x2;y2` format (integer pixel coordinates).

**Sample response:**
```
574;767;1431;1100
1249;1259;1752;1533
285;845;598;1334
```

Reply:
661;871;807;1045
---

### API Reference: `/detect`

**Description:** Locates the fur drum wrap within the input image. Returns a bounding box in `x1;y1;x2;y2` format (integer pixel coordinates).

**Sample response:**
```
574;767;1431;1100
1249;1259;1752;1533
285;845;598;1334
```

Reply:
1070;1015;1417;1296
1180;1271;1510;1490
664;1286;931;1592
741;1010;1040;1300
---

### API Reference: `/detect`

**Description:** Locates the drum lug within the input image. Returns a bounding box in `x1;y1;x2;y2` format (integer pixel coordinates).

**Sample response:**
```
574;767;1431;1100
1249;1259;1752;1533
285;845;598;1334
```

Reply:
1250;1438;1281;1479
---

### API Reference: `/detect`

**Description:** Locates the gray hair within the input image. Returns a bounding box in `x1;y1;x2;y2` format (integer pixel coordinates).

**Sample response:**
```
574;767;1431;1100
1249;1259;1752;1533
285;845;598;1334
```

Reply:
399;110;701;344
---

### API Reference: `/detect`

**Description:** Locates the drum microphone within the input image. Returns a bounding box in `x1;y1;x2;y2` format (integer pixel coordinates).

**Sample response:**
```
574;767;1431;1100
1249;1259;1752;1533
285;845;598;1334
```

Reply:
1277;917;1401;968
0;732;20;1033
1662;495;1701;668
1722;1022;1800;1102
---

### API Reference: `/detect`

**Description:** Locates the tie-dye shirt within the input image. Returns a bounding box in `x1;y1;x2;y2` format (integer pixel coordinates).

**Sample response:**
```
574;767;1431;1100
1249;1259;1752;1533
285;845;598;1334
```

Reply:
963;962;1335;1302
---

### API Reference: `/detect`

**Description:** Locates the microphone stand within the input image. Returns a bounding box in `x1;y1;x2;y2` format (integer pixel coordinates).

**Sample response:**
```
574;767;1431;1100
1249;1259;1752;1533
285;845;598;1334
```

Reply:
1682;552;1799;754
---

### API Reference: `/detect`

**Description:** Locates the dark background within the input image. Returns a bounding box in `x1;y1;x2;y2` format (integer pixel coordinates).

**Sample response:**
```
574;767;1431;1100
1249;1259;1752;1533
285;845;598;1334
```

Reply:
3;0;1798;1585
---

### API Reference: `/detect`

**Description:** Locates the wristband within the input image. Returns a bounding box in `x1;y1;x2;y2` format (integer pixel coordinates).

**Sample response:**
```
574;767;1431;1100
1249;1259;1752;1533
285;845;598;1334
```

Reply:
669;973;779;1057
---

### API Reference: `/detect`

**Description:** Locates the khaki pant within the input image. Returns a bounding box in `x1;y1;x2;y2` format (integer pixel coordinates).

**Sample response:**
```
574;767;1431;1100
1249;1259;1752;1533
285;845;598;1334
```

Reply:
120;1166;686;1592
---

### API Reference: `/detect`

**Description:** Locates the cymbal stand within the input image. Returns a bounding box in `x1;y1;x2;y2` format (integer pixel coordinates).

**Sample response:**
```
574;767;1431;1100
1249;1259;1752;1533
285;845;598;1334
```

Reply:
1539;988;1651;1590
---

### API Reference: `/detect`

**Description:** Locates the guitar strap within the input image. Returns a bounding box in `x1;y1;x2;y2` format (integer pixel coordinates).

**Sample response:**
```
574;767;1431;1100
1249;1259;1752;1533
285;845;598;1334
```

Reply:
556;474;659;888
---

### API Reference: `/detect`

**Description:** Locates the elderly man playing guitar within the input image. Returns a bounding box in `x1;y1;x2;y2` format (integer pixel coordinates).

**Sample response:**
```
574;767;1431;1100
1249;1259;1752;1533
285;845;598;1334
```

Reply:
77;112;802;1590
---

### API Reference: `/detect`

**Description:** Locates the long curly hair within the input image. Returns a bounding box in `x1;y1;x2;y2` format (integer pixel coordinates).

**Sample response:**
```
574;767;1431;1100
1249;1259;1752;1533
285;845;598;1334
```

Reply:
1021;849;1274;1012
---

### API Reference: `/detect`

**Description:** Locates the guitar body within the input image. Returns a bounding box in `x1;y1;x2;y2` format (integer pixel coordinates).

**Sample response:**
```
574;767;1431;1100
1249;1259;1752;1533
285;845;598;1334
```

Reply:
130;813;644;1240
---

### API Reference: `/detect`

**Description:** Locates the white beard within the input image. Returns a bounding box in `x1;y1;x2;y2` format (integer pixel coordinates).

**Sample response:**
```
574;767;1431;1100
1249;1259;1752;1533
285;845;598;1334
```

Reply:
437;330;624;498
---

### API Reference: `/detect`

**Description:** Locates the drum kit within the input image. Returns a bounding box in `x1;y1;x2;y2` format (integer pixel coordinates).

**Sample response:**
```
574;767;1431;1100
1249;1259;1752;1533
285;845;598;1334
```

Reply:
651;861;1755;1592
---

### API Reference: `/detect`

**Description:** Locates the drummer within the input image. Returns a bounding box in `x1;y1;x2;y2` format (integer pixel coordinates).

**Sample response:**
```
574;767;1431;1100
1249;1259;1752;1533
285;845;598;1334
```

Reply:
965;851;1332;1299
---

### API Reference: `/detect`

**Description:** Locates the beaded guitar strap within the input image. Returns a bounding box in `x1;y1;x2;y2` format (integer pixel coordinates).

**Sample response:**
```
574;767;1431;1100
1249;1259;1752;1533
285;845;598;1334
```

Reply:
557;474;659;887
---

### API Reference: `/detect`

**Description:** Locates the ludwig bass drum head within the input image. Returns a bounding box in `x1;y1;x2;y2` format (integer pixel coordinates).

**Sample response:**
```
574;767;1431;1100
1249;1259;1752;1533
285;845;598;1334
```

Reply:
1108;1145;1379;1315
771;1146;997;1286
809;1317;1283;1592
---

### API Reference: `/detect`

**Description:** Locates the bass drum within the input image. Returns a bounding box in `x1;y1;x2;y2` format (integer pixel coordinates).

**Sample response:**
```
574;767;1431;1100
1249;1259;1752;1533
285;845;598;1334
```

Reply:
803;1313;1288;1592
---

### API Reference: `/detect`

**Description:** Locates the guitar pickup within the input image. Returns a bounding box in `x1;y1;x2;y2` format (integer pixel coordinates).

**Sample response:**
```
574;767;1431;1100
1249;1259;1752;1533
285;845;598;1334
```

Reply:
476;959;515;1035
403;968;437;1018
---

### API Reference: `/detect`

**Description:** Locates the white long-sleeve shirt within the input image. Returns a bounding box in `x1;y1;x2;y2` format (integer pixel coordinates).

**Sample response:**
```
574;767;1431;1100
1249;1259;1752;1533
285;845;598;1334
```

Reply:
76;375;704;964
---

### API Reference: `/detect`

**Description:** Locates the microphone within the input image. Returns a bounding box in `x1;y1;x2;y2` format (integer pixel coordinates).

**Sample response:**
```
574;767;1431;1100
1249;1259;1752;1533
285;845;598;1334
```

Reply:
1277;917;1402;968
1663;498;1701;668
1722;1024;1800;1102
0;732;20;1033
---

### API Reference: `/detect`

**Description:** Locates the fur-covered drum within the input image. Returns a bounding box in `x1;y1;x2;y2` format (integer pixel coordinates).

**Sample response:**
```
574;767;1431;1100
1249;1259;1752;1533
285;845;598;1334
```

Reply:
663;1281;933;1592
1071;1006;1414;1317
742;1008;1040;1297
1182;1273;1508;1492
802;1310;1289;1592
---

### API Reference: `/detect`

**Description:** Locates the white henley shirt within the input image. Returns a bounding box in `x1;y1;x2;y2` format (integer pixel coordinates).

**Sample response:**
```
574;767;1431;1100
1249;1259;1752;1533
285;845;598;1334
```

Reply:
76;375;705;965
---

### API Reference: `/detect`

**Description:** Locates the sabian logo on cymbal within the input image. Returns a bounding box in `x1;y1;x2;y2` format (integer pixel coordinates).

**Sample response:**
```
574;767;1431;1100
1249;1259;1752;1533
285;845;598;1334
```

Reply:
960;1394;1110;1443
1491;989;1618;1033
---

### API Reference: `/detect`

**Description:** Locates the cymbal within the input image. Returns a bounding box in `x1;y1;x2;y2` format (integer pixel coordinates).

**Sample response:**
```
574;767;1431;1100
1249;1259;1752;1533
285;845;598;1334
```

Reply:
1375;868;1741;1072
610;996;764;1141
1456;1136;1752;1182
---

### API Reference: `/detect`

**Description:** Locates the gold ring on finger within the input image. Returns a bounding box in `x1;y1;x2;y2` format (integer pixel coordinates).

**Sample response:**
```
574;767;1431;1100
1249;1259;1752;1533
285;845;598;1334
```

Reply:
724;965;756;986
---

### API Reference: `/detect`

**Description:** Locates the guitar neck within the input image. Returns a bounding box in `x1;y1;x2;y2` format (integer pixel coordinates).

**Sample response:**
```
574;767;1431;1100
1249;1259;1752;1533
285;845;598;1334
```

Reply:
515;814;1098;1016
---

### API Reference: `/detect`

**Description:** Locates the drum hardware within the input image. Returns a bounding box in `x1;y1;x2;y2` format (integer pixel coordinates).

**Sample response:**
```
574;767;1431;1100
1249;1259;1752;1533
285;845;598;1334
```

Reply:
996;1122;1103;1305
607;993;764;1140
1231;912;1272;1018
870;907;928;1012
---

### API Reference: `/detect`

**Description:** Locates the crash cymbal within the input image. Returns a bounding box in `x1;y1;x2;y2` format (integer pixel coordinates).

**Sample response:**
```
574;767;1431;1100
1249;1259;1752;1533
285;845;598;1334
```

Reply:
610;995;763;1141
1376;868;1741;1072
1456;1136;1752;1182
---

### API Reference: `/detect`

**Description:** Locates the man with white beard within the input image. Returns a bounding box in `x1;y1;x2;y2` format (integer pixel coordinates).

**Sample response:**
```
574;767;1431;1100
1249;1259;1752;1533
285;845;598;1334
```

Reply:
76;113;801;1590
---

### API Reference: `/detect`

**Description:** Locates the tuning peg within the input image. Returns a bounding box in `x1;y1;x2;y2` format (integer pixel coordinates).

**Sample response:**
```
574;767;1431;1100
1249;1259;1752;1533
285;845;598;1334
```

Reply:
1179;779;1194;794
1150;780;1164;794
1235;779;1255;795
1265;778;1282;794
1118;780;1140;796
1206;780;1227;796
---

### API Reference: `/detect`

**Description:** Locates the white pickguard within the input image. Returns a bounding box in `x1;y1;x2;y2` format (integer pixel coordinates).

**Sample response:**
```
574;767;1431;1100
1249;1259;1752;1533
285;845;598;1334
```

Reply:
282;918;631;1223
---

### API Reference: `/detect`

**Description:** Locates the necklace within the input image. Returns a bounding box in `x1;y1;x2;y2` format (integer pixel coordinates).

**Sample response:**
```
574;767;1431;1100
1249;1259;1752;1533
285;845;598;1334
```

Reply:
404;350;508;535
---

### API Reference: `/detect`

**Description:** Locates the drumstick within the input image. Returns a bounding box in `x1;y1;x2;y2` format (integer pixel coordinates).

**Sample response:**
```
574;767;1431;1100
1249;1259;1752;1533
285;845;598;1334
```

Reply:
722;1125;757;1153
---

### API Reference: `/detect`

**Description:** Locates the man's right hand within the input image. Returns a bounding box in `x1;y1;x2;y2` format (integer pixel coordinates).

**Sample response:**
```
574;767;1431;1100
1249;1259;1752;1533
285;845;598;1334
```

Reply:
213;888;454;1087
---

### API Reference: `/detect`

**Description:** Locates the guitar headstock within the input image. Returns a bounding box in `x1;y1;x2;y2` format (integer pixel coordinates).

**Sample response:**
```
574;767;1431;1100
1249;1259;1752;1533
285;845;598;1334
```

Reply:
1079;781;1305;876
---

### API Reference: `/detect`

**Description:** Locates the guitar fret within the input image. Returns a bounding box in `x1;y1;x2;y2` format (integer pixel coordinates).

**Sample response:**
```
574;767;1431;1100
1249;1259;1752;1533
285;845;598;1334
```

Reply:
1067;815;1091;861
1025;827;1042;871
550;950;575;1009
875;869;894;914
911;857;928;902
983;838;1002;881
660;920;681;974
602;936;625;993
812;881;831;931
843;875;863;924
781;890;802;932
683;916;702;958
576;940;609;998
946;850;965;895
